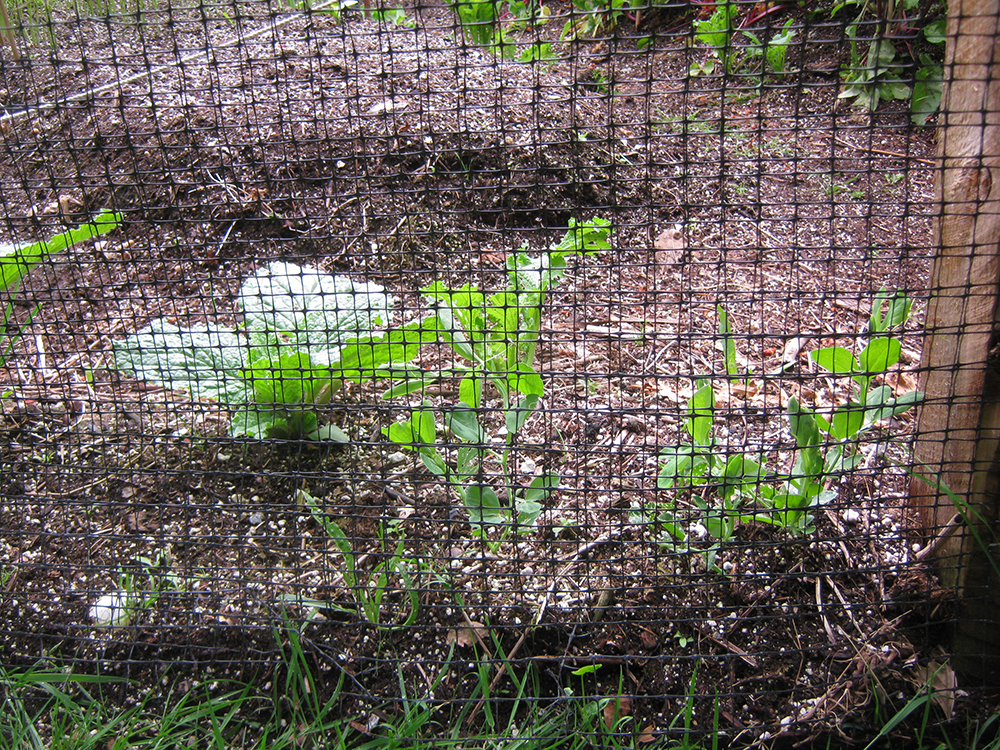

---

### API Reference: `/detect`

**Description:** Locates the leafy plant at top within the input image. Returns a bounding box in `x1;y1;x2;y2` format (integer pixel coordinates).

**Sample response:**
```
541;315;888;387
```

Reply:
834;0;945;125
384;218;611;534
2;210;121;368
113;262;423;440
450;0;516;58
689;1;740;76
689;2;799;80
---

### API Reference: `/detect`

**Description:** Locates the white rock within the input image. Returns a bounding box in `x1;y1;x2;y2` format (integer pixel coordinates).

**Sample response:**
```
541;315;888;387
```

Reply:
89;592;131;627
842;509;862;524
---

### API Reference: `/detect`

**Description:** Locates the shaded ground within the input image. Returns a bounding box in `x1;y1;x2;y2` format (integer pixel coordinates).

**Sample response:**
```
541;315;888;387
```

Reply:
1;1;990;745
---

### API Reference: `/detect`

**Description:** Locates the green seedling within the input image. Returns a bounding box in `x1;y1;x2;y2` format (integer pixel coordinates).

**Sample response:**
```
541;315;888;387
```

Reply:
657;380;768;568
113;262;425;440
299;489;419;628
2;210;120;366
808;289;922;473
752;397;837;536
385;218;610;535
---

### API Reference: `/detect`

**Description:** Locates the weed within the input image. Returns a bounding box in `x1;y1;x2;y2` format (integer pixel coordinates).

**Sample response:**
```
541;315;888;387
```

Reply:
654;293;921;549
297;489;420;628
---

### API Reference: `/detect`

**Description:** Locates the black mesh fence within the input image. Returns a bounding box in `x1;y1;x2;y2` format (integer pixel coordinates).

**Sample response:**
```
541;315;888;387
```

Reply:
1;0;994;746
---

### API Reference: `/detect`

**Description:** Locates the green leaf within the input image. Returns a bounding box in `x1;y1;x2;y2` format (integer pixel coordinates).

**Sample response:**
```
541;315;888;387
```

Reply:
464;485;505;525
505;393;540;435
459;375;482;408
787;396;824;478
721;454;767;499
516;500;544;526
923;19;946;45
809;346;858;376
449;408;486;443
112;320;251;406
313;424;349;442
685;381;714;447
1;209;120;293
829;403;867;441
859;337;901;374
421;451;450;478
507;364;544;398
716;306;738;377
336;322;430;382
231;405;286;440
384;409;438;447
524;471;559;503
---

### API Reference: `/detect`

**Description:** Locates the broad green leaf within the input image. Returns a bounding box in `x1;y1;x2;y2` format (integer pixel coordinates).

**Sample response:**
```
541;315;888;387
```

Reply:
231;405;285;439
459;375;482;408
248;351;314;406
464;485;505;525
507;364;544;398
830;403;867;441
421;311;476;363
420;451;450;478
721;455;767;499
685;381;714;447
524;471;559;503
870;290;913;332
313;424;349;443
505;393;540;435
864;387;923;426
859;337;901;374
239;262;393;360
449;408;486;443
787;397;824;482
657;445;697;489
516;500;544;526
336;322;431;381
412;409;438;445
809;346;858;376
384;419;416;446
113;320;251;406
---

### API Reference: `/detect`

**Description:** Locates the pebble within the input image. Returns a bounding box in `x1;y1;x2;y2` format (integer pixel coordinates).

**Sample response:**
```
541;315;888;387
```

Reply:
842;509;861;524
387;451;408;465
249;512;265;526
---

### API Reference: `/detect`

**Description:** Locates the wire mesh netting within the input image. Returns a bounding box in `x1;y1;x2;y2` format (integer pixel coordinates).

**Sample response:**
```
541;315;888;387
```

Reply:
1;0;996;745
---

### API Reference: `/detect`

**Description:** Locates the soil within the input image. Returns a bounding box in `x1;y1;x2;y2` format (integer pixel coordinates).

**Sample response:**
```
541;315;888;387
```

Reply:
1;0;994;746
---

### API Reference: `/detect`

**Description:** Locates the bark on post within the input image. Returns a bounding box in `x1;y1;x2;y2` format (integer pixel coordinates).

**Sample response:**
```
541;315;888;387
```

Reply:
912;0;1000;682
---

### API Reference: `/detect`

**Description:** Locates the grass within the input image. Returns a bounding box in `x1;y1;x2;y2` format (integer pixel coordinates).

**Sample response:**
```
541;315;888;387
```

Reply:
3;625;999;750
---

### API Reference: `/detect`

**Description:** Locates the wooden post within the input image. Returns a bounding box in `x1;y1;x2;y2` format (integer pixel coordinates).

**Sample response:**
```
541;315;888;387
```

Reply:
911;0;1000;682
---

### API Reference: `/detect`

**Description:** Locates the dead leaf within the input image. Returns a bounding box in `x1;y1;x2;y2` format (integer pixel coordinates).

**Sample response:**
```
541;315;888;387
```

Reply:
637;725;657;743
446;621;487;648
603;695;631;730
912;660;957;720
638;627;659;648
782;336;803;364
653;227;685;264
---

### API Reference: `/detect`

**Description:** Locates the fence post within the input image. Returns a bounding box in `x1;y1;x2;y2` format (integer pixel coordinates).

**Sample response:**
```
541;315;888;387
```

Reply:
911;0;1000;682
